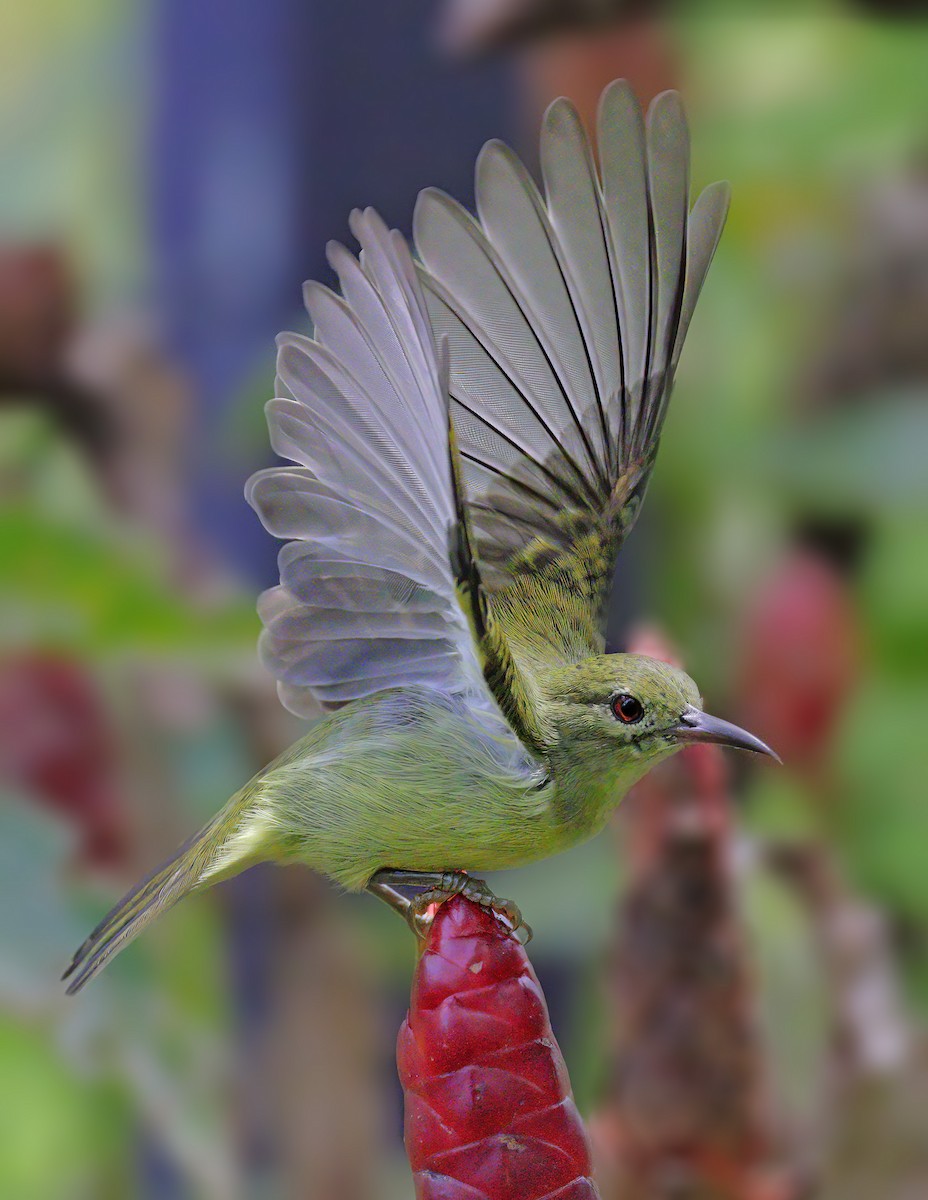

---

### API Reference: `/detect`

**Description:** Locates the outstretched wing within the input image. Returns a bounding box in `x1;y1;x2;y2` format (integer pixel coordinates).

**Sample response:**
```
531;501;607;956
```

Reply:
247;209;546;751
415;82;729;663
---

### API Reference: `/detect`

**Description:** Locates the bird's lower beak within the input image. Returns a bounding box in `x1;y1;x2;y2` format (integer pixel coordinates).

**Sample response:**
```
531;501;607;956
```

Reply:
673;707;781;762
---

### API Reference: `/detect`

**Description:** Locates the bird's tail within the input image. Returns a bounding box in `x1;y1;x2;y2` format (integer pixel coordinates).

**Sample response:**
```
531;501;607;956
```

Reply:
63;810;231;995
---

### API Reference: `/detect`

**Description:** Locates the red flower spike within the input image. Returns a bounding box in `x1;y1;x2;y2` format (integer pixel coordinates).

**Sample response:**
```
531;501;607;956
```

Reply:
398;895;600;1200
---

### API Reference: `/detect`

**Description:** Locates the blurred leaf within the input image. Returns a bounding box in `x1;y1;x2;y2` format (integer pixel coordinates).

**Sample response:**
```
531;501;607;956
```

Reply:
0;793;237;1196
836;679;928;923
0;1013;129;1200
742;864;831;1136
861;513;928;677
0;506;258;659
763;395;928;515
0;794;86;1007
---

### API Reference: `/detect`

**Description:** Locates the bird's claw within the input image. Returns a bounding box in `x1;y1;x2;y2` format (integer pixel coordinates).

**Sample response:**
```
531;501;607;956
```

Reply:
406;873;532;944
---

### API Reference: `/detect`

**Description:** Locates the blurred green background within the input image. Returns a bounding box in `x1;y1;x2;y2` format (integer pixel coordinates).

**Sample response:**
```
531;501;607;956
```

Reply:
1;2;927;1197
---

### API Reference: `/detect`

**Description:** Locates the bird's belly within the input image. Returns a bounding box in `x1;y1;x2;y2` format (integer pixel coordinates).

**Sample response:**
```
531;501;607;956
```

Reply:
360;795;553;886
278;770;558;890
261;688;557;889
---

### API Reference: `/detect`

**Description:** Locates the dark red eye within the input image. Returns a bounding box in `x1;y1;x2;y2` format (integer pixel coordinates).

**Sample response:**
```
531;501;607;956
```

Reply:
612;693;644;724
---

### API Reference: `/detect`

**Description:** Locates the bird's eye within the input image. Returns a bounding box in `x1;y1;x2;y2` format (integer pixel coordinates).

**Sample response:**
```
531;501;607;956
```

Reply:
611;693;644;724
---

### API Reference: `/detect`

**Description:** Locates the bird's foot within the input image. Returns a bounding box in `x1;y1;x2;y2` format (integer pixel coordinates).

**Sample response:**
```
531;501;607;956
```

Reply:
367;869;531;944
410;874;532;944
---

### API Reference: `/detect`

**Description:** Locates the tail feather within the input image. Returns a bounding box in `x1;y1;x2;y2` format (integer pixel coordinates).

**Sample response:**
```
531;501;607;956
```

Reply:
63;816;223;995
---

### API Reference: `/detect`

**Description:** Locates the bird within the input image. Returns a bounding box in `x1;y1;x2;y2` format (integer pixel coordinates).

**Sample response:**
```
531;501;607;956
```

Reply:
63;80;777;995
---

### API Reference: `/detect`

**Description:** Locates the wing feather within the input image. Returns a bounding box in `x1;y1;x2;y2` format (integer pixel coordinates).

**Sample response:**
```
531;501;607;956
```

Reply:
540;98;622;467
672;179;731;372
249;81;727;736
598;80;651;417
248;211;542;752
415;81;729;665
475;140;608;480
414;192;602;503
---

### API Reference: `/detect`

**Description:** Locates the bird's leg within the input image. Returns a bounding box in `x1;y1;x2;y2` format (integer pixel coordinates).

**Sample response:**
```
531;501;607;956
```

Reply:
366;873;413;921
366;869;531;944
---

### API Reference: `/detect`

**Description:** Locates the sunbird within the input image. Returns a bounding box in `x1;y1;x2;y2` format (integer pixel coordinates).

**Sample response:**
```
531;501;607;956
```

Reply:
65;81;776;994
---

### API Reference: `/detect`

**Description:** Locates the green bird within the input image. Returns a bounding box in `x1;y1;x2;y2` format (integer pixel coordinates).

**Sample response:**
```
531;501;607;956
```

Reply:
64;81;776;994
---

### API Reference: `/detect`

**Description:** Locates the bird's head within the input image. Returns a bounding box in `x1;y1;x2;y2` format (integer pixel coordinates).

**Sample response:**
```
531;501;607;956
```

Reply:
539;653;778;796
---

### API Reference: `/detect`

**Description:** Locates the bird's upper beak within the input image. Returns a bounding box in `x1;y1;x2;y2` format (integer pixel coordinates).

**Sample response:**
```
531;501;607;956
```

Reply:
673;706;781;762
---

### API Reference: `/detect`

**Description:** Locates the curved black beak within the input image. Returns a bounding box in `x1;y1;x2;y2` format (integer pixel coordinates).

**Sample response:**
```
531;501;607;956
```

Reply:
674;707;781;762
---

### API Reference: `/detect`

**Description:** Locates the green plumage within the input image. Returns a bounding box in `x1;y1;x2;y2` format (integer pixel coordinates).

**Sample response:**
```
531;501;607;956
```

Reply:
64;82;772;996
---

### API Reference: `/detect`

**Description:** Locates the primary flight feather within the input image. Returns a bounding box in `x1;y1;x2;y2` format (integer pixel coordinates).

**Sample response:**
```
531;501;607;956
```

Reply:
64;81;775;994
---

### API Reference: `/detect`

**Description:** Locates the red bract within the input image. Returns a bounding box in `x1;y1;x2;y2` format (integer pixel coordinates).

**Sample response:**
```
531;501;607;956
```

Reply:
398;895;600;1200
